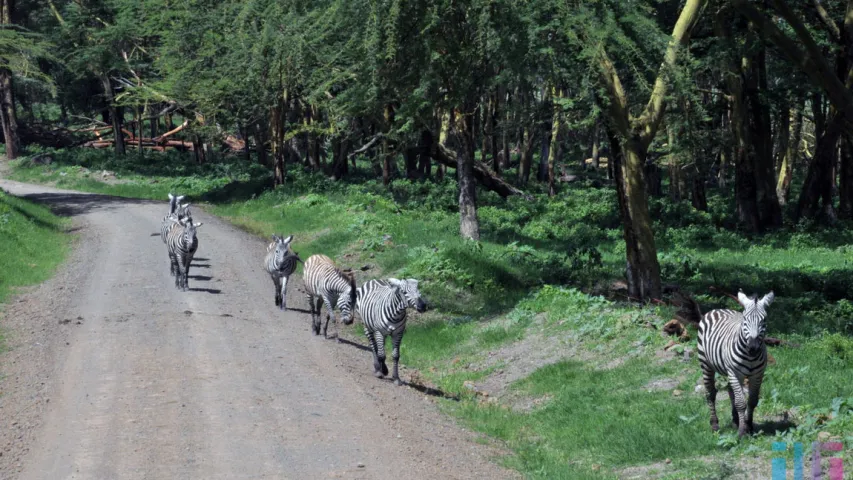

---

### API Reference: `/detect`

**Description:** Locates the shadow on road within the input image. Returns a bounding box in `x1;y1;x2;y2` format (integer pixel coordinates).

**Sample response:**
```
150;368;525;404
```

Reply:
188;275;212;281
8;190;158;217
189;288;222;294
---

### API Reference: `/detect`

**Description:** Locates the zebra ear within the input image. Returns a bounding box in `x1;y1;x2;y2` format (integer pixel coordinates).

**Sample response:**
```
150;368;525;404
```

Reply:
759;291;775;307
168;193;175;200
193;222;203;228
736;290;753;308
282;235;293;244
271;234;280;242
177;195;186;203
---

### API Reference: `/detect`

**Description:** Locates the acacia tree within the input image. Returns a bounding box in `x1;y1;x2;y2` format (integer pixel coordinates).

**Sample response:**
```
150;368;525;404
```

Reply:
564;0;707;301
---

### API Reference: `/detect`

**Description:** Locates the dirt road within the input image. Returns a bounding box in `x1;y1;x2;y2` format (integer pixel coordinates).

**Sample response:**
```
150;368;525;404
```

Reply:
0;179;516;480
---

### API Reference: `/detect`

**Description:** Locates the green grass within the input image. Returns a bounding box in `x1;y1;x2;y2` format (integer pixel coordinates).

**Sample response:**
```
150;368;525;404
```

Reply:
0;188;71;353
7;147;853;479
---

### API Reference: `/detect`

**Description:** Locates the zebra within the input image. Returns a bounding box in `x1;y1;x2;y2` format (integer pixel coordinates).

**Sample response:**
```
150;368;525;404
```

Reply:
355;278;427;385
695;290;775;439
166;216;203;291
263;234;300;310
302;254;357;340
161;202;192;244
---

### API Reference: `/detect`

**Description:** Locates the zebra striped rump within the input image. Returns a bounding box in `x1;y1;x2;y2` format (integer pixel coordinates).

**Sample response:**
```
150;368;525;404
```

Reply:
302;254;357;338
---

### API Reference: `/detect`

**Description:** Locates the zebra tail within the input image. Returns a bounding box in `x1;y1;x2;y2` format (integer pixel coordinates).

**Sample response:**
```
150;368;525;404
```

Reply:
674;292;703;325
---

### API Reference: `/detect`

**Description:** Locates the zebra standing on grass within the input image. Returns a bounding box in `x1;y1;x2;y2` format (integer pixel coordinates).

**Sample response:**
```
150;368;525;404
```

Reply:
695;290;774;439
356;278;427;385
167;217;203;291
264;234;300;310
302;254;357;339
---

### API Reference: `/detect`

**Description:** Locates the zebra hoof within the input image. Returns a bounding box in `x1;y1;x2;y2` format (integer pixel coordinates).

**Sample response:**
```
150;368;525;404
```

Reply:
374;371;384;379
393;378;402;386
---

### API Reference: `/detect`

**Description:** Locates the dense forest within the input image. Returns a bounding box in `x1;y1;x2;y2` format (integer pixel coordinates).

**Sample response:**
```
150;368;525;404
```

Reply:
3;0;853;305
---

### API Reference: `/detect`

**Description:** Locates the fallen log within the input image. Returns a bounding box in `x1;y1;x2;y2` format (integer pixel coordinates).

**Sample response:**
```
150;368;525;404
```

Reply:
432;143;533;200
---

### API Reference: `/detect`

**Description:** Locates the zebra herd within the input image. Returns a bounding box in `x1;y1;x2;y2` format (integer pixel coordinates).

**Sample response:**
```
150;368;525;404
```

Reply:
159;194;780;420
162;193;428;386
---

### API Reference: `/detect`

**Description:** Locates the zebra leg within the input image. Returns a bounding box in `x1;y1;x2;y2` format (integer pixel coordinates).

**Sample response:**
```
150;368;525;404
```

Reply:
726;384;739;429
745;374;764;434
728;374;749;438
373;331;389;377
279;275;288;311
702;366;719;431
391;331;403;386
365;327;383;377
179;255;189;291
184;257;192;291
311;296;323;335
321;296;336;338
305;294;320;335
169;250;177;276
273;276;282;307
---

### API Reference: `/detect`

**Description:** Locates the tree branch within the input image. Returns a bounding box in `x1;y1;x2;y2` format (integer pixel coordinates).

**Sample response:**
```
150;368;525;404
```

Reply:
348;133;384;157
732;0;853;127
811;0;841;41
637;0;708;146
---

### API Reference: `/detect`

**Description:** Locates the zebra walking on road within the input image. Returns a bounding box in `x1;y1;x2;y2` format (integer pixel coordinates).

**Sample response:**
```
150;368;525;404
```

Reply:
264;235;299;310
695;290;774;438
302;254;357;339
356;278;427;385
166;217;203;291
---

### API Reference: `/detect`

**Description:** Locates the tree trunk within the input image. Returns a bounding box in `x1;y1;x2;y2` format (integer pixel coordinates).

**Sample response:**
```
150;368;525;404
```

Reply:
717;11;760;231
518;125;534;185
797;114;842;222
840;135;853;219
538;128;550;182
607;127;663;301
101;75;126;156
271;100;286;186
745;41;782;229
136;107;144;155
455;102;480;241
547;87;562;196
383;104;394;186
667;126;686;201
0;0;19;159
255;122;268;167
490;90;500;174
417;129;433;178
590;120;601;170
777;106;802;205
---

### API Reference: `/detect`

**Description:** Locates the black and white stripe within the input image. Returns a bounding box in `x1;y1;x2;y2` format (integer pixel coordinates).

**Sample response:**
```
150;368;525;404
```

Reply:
697;290;774;438
356;278;427;385
161;197;192;244
166;217;203;291
303;254;357;339
263;234;299;310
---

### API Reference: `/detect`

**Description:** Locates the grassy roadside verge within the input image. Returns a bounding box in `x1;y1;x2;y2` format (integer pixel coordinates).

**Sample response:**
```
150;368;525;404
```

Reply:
7;149;853;479
0;187;71;353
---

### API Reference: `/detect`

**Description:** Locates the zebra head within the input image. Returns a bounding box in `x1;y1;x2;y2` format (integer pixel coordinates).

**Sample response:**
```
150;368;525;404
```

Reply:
177;203;192;220
337;270;357;325
737;290;774;351
273;234;294;263
182;220;203;243
388;278;427;313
